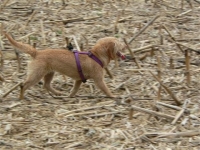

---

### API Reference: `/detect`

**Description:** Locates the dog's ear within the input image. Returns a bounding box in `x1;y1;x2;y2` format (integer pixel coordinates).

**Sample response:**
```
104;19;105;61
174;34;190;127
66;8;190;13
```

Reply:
106;42;115;60
108;40;122;59
114;41;122;53
106;41;120;67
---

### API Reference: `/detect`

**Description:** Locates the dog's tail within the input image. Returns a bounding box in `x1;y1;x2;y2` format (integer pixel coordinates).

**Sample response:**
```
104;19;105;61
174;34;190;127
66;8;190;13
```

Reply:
4;33;37;58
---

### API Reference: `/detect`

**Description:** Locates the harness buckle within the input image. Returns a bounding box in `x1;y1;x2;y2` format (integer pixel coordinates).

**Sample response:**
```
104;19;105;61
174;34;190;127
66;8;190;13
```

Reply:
87;51;93;57
82;79;87;83
72;50;78;53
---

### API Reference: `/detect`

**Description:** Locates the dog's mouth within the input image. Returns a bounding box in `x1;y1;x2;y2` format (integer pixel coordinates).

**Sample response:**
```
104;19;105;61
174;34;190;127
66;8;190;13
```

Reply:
116;51;126;60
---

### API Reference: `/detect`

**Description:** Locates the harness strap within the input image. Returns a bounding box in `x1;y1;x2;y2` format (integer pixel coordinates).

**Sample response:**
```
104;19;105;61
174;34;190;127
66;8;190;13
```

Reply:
74;51;87;83
73;50;103;83
87;51;103;67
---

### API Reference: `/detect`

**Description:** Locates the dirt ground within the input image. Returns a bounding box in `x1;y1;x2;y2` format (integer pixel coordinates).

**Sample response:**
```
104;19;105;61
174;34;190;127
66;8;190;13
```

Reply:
0;0;200;149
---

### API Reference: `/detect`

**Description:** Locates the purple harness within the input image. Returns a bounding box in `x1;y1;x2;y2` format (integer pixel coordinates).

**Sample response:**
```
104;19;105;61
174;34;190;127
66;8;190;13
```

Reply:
73;50;103;83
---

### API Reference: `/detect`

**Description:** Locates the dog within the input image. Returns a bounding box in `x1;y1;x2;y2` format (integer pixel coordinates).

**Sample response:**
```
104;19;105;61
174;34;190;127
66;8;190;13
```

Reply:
4;33;126;99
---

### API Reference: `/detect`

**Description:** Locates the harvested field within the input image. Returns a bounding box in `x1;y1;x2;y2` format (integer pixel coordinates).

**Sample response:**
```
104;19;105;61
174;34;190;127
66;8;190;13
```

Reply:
0;0;200;149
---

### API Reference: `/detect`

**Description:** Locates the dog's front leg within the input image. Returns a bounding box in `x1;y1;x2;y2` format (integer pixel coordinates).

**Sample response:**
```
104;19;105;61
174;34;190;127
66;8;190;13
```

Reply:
94;79;114;97
68;80;82;97
20;84;25;100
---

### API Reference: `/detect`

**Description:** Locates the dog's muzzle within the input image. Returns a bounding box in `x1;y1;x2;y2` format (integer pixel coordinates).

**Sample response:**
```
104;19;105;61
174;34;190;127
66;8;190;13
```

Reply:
116;51;126;60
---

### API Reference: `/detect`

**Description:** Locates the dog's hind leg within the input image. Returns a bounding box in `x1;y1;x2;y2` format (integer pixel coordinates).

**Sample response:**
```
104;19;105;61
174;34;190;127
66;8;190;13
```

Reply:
20;71;46;100
43;72;62;95
94;78;114;97
20;61;48;99
68;80;82;97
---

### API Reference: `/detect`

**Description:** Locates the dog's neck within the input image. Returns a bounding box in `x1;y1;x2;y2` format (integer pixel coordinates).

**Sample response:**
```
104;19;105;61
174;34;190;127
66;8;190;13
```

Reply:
90;49;110;67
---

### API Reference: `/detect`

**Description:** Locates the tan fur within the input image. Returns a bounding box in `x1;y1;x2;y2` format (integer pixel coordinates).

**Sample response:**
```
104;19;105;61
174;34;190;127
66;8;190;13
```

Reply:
5;33;125;99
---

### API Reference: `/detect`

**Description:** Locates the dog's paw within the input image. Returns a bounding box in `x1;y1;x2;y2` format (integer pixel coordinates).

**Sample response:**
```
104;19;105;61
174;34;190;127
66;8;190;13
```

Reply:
49;89;62;96
68;93;76;98
109;94;116;98
54;91;63;96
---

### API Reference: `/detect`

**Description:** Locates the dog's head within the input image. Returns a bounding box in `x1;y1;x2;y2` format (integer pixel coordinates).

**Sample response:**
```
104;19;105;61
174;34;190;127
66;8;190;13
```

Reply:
94;37;126;61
